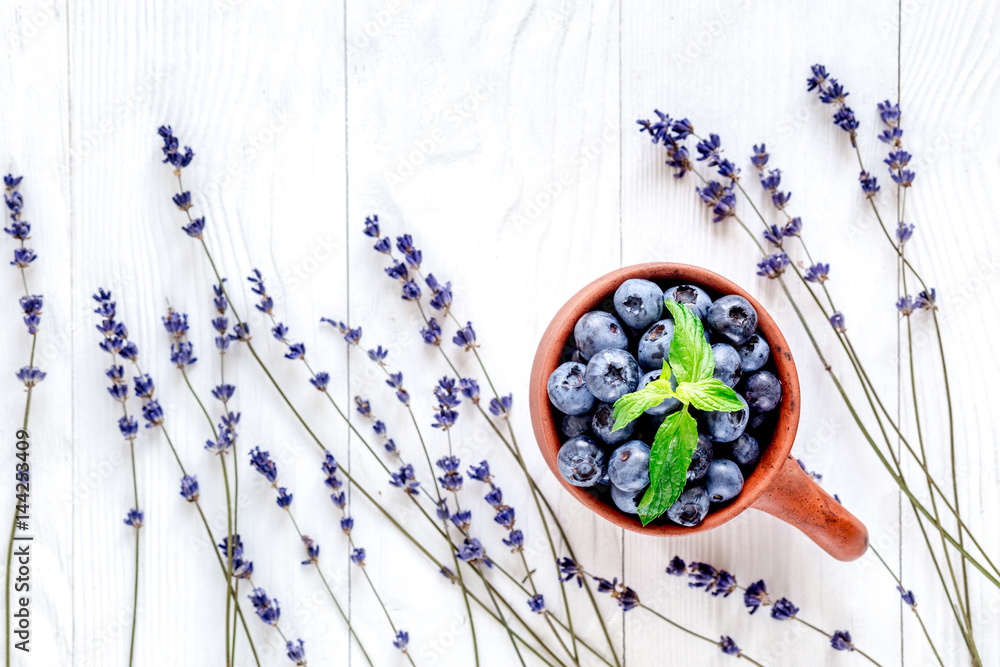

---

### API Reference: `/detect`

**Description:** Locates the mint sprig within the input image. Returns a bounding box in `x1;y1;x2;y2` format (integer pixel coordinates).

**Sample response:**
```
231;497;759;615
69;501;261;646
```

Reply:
612;294;744;525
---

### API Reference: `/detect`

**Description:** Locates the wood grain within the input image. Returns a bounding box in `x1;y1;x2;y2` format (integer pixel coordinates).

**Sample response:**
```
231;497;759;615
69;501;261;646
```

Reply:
0;0;995;664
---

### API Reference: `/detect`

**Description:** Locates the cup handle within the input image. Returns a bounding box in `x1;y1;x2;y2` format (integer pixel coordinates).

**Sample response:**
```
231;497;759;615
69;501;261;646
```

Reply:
750;455;869;561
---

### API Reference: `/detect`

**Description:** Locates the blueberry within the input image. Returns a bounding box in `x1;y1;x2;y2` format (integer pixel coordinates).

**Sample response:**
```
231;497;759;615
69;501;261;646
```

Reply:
664;284;713;320
556;435;606;487
704;394;749;442
706;459;744;503
561;346;587;364
711;343;742;388
547;361;596;415
744;371;782;412
608;440;651;492
585;348;640;403
591;402;635;445
637;369;681;417
666;486;710;527
737;334;770;372
611;484;644;515
707;295;758;346
637;319;675;372
687;434;714;481
574;311;628;360
748;410;771;430
614;279;664;330
561;413;591;438
730;433;760;466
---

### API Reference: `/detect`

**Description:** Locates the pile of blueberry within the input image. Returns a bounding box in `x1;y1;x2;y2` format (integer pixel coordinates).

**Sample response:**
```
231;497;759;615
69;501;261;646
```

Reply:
546;279;782;527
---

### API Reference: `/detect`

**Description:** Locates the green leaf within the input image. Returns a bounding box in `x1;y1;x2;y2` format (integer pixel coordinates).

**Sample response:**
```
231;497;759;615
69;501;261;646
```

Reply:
675;378;744;413
611;379;675;431
662;298;714;384
637;408;699;525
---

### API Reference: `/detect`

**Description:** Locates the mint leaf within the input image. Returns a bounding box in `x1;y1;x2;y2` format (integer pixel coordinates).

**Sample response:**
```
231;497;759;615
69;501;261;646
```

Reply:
675;378;744;412
611;379;676;431
637;408;699;525
662;298;714;384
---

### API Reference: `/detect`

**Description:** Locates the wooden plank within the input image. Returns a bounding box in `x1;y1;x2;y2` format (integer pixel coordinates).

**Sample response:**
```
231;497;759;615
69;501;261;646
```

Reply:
344;1;623;664
621;1;906;665
0;2;72;665
67;1;348;664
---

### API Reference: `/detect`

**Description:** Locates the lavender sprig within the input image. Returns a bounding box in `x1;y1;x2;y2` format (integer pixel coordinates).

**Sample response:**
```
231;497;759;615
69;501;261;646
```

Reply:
93;288;142;667
667;555;881;665
563;558;763;665
246;448;373;665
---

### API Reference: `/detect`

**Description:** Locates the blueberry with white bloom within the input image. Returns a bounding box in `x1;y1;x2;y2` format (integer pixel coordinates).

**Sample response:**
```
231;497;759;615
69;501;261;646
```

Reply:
711;343;742;388
591;402;634;445
613;279;663;330
730;433;760;466
546;361;595;415
704;394;749;443
585;348;639;403
687;434;714;482
737;334;769;372
707;295;757;345
573;311;628;360
744;371;782;413
706;459;744;503
667;486;710;527
664;284;712;320
637;318;674;372
608;441;651;492
610;484;642;514
556;435;606;487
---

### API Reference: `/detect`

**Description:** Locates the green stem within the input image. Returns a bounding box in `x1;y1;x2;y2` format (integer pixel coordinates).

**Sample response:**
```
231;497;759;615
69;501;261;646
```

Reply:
869;546;945;667
638;603;765;667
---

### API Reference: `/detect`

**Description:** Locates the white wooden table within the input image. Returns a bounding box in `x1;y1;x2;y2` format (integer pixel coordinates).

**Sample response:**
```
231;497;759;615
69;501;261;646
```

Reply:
1;1;997;664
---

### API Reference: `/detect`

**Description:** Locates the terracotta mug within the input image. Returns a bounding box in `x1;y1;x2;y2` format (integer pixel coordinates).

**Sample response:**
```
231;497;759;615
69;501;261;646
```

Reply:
528;263;869;561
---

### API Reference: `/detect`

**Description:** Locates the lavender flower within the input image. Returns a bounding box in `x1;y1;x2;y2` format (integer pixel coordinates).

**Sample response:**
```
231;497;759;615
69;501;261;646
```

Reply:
720;636;740;656
896;221;915;245
170;342;197;368
558;557;584;587
180;475;199;502
182;217;205;239
456;538;492;568
527;594;545;613
19;295;42;334
666;556;686;576
897;586;916;607
230;323;251;343
686;562;737;597
750;144;769;169
452;321;479;350
340;516;353;535
363;215;380;237
389;464;420;496
393;630;409;652
301;536;320;565
286;639;306;665
351;548;366;567
593;576;640;611
276;487;293;509
309;372;330;391
367;346;388;364
158;126;195;170
450;510;471;532
141;400;164;427
804;263;830;283
489;394;513;418
212;383;236;402
250;447;278;484
124;508;143;528
420;318;442;346
426;274;453;313
770;597;799;620
896;295;915;317
436;455;463;493
15;367;45;387
831;630;854;651
466;460;491;483
744;580;771;614
119;415;139;441
248;587;280;626
915;289;937;311
829;311;847;333
808;65;859;143
756;253;790;279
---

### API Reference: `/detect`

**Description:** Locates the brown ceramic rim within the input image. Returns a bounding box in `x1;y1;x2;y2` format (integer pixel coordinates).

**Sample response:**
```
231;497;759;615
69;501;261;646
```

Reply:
528;262;800;536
